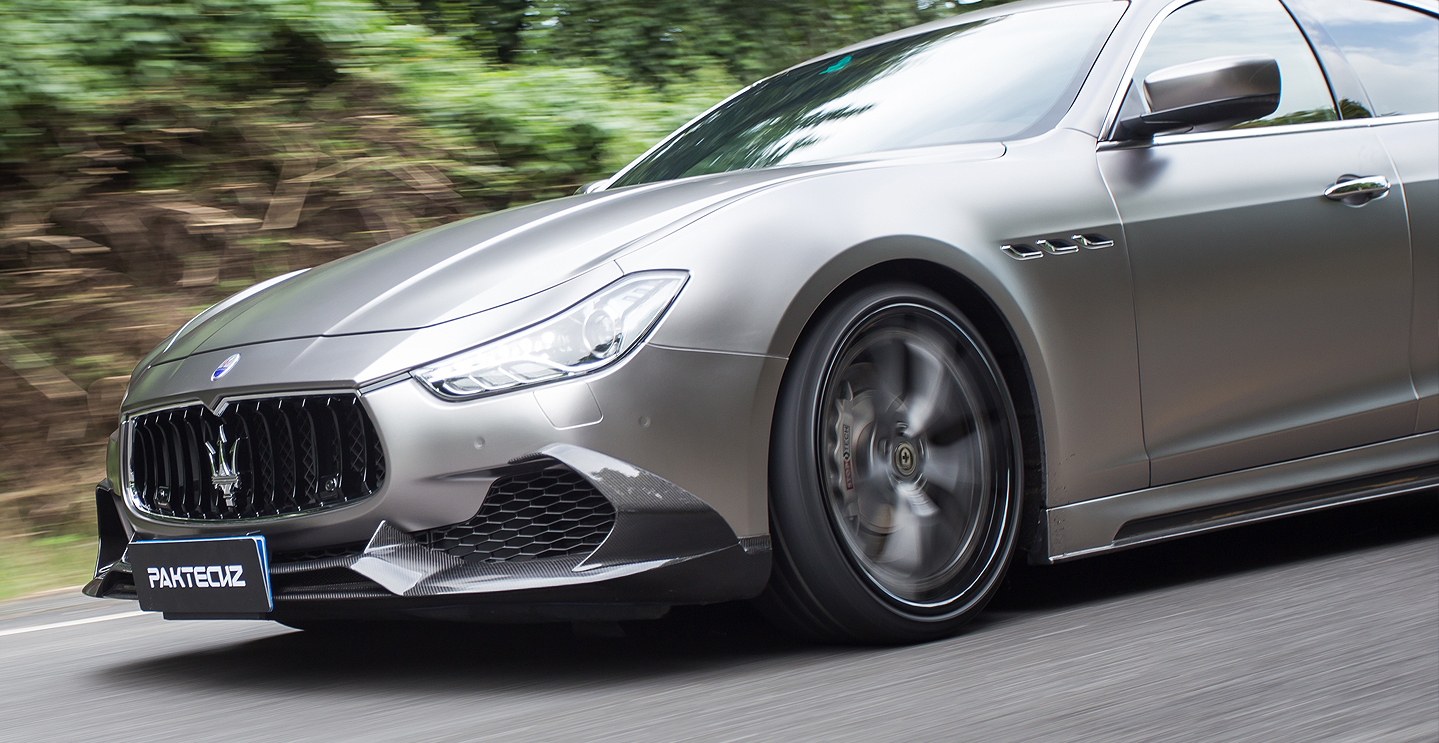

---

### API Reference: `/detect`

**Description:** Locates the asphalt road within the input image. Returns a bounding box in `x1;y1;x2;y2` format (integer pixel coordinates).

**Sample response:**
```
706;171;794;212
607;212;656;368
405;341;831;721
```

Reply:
2;491;1435;743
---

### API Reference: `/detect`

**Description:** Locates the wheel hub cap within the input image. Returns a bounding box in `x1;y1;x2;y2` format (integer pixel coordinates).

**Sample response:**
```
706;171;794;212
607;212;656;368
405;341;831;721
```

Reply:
892;440;919;478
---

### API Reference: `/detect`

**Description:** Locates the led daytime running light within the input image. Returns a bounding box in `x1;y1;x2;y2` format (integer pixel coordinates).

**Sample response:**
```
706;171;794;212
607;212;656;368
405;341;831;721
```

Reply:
413;271;687;400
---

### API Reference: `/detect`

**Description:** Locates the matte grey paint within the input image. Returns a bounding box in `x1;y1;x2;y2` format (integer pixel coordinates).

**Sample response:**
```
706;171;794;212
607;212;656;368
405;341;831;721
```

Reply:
620;128;1151;509
107;0;1439;599
1373;117;1439;431
1141;54;1281;111
1098;122;1415;485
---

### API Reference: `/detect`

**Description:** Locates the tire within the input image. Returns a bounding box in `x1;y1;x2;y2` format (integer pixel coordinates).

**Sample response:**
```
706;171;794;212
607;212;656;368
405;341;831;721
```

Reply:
758;283;1023;644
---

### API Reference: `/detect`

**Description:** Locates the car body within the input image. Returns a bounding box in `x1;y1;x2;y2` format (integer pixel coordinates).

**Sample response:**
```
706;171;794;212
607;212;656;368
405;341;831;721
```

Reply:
86;0;1438;641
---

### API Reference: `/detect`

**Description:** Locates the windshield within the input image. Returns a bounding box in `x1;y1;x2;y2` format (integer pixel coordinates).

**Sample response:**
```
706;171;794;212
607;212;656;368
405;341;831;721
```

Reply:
611;2;1125;188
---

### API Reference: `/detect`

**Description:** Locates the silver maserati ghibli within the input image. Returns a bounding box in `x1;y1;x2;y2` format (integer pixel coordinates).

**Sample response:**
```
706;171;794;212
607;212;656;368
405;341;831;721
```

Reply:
85;0;1437;642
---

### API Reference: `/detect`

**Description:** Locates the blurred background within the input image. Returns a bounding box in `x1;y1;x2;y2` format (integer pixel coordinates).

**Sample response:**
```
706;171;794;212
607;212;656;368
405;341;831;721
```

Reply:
0;0;1021;598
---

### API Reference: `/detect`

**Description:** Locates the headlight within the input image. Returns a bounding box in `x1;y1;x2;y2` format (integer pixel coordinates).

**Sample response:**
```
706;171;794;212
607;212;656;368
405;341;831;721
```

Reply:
413;271;688;400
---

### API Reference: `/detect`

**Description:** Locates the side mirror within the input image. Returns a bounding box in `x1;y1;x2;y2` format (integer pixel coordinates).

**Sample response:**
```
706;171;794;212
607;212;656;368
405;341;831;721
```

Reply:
1117;55;1281;140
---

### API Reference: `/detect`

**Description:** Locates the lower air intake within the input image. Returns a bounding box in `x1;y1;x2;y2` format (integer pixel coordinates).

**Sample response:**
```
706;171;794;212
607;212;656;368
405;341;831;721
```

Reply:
414;462;616;563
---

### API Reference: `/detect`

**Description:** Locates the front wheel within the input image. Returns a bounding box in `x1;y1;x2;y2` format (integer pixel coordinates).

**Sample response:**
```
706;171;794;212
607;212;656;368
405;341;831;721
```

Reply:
759;283;1023;643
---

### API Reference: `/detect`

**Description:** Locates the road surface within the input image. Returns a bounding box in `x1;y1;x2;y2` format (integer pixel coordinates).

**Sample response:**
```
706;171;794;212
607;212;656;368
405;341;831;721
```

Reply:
1;491;1434;742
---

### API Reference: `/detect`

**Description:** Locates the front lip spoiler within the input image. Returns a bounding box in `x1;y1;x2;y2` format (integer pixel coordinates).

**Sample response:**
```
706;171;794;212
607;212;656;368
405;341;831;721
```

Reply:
87;445;772;613
340;443;747;597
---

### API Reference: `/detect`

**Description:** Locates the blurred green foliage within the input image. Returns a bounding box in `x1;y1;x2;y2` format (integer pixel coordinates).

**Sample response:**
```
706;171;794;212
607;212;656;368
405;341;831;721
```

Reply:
0;0;721;205
0;0;1014;544
531;0;971;85
0;0;997;200
0;533;96;599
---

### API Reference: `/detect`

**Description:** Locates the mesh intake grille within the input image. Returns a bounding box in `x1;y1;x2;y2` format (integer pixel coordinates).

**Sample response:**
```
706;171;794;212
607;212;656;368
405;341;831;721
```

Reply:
128;395;385;520
414;463;615;563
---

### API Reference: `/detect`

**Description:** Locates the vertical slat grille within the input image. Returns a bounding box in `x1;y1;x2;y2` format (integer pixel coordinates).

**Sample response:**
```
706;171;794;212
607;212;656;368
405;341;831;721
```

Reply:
128;394;385;520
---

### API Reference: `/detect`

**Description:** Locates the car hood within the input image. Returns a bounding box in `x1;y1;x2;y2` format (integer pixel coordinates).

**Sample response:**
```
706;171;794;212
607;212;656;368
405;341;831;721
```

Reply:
159;166;836;362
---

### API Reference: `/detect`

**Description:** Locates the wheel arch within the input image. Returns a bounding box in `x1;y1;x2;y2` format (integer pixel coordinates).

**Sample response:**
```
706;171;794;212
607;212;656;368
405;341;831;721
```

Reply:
766;242;1051;562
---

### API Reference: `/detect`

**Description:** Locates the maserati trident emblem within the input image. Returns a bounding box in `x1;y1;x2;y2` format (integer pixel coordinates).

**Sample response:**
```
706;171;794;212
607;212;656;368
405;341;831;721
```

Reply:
212;353;240;381
205;426;243;507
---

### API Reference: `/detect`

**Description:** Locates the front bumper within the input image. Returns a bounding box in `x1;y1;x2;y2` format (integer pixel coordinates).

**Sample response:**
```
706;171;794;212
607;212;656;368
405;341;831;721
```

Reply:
86;441;771;620
119;341;779;547
96;326;783;619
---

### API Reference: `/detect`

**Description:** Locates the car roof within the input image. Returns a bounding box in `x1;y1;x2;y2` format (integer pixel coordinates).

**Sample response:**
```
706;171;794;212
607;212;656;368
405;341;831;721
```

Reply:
794;0;1434;76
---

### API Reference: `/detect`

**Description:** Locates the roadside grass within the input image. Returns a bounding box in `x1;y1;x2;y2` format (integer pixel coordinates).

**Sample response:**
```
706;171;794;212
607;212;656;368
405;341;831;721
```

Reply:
0;533;96;602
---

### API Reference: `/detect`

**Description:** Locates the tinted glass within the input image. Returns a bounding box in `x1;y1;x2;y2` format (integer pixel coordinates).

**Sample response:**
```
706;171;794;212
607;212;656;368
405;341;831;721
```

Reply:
612;3;1124;188
1120;0;1338;130
1302;0;1439;115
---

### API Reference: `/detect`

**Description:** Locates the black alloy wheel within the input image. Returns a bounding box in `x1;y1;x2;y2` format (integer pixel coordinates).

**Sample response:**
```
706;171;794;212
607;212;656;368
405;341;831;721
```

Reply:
760;283;1023;643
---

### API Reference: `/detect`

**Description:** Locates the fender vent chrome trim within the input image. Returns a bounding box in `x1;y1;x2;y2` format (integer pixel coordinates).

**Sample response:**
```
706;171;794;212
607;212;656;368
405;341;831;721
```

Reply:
1036;238;1079;254
1072;233;1114;249
1001;243;1044;260
1001;233;1113;260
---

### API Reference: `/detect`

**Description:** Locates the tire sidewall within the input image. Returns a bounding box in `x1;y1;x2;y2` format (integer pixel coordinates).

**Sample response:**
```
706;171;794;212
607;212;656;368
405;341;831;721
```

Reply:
769;282;1023;642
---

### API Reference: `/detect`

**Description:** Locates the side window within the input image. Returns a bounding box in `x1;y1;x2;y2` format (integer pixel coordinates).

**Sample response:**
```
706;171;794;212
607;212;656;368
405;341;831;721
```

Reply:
1119;0;1338;130
1299;0;1439;116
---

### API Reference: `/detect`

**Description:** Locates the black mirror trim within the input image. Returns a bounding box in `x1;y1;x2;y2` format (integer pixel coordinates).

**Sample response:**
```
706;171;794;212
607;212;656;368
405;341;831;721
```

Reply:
1117;93;1281;139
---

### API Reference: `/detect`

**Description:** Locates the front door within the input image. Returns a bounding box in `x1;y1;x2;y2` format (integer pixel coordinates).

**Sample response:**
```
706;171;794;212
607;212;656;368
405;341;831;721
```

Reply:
1097;0;1416;485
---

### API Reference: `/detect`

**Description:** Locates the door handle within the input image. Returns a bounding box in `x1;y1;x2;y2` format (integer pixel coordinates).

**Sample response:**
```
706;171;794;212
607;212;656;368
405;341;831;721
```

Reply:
1324;174;1390;205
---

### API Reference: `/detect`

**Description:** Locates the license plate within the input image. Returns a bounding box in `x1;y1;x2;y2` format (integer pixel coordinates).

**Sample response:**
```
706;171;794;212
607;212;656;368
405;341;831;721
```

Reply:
129;536;272;617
